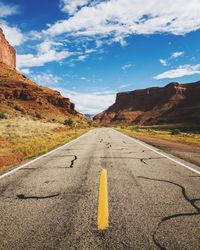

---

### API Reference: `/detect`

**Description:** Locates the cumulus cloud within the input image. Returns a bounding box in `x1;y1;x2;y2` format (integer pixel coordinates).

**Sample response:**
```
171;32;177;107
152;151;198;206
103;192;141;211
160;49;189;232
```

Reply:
0;22;25;46
59;0;89;15
17;39;73;68
45;0;200;45
57;88;116;114
31;72;61;86
0;1;19;18
154;64;200;79
17;49;72;68
37;40;63;53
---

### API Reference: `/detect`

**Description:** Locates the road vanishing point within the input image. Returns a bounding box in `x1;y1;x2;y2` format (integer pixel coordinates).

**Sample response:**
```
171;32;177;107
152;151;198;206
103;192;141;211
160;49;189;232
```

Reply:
0;128;200;250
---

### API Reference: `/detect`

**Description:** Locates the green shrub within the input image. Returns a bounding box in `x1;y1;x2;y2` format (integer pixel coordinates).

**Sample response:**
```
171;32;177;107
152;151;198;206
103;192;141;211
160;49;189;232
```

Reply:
0;111;6;119
170;129;181;135
64;118;74;128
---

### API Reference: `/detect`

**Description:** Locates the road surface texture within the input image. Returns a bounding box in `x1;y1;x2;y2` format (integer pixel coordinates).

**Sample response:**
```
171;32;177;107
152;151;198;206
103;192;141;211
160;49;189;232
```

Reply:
0;128;200;250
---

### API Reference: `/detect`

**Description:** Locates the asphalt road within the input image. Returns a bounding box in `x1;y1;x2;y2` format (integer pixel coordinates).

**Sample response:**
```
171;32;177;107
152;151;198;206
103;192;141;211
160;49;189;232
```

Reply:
0;128;200;250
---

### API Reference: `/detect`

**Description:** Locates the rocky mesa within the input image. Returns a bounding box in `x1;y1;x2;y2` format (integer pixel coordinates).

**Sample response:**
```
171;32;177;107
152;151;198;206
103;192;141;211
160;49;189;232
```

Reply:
94;81;200;125
0;28;82;121
0;28;16;69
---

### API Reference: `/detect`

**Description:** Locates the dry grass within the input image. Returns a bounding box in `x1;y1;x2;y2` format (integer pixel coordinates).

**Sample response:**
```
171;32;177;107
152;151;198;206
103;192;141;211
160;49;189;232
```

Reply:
0;117;90;173
116;125;200;147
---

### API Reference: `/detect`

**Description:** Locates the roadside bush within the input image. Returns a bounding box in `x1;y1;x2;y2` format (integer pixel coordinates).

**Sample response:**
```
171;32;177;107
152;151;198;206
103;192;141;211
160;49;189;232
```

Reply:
170;128;181;135
64;118;74;128
0;111;6;119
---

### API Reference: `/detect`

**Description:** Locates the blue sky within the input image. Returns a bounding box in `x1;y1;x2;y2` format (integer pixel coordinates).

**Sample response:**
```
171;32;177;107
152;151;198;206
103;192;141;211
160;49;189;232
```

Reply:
1;0;200;114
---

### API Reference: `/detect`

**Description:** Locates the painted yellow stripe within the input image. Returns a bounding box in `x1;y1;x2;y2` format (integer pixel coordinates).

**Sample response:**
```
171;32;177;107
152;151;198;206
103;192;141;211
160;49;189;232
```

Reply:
98;169;109;230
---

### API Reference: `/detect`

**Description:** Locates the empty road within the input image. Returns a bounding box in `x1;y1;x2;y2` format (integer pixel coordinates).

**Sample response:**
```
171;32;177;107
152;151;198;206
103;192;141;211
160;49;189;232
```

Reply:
0;128;200;250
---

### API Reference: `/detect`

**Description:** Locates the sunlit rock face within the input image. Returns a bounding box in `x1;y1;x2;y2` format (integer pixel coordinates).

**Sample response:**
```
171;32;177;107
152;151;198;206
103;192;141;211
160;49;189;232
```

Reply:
0;28;16;69
94;82;200;125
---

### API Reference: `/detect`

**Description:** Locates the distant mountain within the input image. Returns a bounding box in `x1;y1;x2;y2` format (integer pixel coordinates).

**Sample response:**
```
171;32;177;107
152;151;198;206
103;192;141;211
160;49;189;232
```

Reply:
84;114;94;119
94;81;200;125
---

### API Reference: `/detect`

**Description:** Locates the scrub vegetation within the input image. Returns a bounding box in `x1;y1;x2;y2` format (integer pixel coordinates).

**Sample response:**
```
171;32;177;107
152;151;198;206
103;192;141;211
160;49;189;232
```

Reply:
116;125;200;147
0;117;91;173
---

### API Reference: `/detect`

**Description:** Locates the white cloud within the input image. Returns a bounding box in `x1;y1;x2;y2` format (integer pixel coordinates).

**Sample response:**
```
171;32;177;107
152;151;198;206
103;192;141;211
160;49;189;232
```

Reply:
31;72;61;86
160;59;168;66
113;36;127;46
20;68;31;75
46;0;200;46
59;0;89;15
85;48;96;53
80;76;87;80
171;51;184;59
78;55;87;61
0;1;19;18
119;83;131;89
154;64;200;79
57;88;116;114
122;64;133;70
17;49;72;68
37;40;62;53
0;22;25;46
159;51;184;67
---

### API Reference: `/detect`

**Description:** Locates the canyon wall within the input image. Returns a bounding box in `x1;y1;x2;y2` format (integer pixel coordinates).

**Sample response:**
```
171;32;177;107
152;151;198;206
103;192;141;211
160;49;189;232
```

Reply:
0;28;16;69
0;28;86;122
94;82;200;125
0;62;83;121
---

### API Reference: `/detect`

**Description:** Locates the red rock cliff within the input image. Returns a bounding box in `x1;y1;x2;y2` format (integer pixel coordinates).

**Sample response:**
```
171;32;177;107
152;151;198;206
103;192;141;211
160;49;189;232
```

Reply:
94;82;200;125
0;62;84;121
0;28;16;69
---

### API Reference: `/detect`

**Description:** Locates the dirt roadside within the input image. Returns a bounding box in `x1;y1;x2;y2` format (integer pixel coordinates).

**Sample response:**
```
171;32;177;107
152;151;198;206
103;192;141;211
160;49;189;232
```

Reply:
131;135;200;167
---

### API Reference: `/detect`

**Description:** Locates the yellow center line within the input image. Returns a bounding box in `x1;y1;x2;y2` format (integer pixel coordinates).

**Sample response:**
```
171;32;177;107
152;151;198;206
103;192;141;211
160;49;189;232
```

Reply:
98;169;109;230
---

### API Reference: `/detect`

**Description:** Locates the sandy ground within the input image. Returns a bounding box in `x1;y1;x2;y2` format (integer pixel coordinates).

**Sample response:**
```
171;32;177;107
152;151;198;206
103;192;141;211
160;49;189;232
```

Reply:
133;135;200;167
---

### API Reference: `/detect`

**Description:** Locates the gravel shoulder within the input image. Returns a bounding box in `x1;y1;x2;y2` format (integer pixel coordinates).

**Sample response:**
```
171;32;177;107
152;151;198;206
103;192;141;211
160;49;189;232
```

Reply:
128;134;200;167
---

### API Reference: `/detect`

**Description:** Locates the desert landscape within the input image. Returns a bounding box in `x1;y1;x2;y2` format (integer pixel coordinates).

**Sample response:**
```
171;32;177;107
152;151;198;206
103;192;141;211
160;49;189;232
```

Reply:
0;28;91;172
0;25;200;172
1;1;200;249
94;81;200;166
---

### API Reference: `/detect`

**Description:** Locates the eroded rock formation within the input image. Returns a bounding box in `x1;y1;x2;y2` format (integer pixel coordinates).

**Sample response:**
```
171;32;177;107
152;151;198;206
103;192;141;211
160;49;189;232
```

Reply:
94;82;200;125
0;28;16;69
0;62;83;121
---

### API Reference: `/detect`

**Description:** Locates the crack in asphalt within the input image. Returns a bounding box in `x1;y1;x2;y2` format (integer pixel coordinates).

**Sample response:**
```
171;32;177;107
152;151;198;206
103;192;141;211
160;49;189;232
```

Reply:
138;176;200;250
69;155;77;168
53;155;77;158
100;156;164;161
126;151;140;154
140;159;148;164
16;193;60;200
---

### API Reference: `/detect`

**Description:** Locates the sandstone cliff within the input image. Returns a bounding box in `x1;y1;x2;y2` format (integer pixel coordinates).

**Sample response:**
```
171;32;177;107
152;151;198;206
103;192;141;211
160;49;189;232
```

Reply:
0;62;83;121
0;28;16;69
94;82;200;125
0;27;84;122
